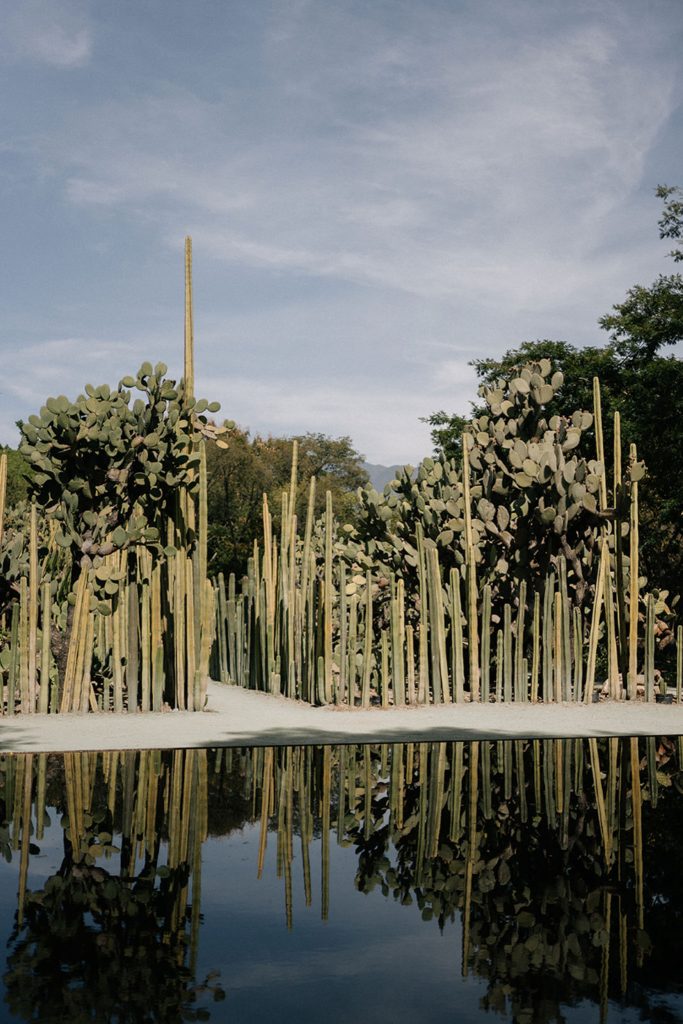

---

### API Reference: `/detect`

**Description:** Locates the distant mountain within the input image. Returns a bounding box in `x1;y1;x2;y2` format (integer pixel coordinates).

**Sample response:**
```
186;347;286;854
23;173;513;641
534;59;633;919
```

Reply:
362;462;414;492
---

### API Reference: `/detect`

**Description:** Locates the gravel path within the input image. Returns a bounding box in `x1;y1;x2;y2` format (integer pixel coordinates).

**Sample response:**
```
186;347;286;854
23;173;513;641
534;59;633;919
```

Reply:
1;682;682;752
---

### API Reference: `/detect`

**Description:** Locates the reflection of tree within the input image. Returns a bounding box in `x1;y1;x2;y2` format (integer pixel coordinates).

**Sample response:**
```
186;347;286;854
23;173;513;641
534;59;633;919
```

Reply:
2;750;225;1024
632;773;683;999
4;861;219;1023
306;739;683;1024
4;740;683;1024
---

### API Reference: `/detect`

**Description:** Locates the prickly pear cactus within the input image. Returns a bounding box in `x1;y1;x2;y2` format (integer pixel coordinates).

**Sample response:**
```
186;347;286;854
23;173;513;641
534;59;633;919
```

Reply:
19;363;223;574
0;503;31;611
344;359;640;611
461;358;605;604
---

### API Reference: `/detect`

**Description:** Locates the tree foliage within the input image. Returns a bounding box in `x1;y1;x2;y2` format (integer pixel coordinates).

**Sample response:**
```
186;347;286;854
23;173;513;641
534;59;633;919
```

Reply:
206;427;368;578
423;188;683;599
599;274;683;362
0;445;31;507
656;183;683;262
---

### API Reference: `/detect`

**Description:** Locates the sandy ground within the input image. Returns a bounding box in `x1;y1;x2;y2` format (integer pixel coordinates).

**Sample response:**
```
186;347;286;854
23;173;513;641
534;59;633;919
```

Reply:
1;681;683;753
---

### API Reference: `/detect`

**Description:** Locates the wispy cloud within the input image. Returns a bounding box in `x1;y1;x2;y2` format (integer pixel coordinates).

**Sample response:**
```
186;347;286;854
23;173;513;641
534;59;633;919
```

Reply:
1;0;681;461
0;337;140;436
44;3;676;309
1;0;92;68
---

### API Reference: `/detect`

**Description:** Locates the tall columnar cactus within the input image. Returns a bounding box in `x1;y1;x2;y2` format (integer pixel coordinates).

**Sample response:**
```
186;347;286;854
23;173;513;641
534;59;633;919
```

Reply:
343;358;644;616
0;452;6;548
0;239;227;713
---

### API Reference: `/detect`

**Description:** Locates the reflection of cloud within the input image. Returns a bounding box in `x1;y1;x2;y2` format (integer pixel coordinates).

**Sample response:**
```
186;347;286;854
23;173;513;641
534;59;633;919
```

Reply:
1;0;92;67
220;932;427;989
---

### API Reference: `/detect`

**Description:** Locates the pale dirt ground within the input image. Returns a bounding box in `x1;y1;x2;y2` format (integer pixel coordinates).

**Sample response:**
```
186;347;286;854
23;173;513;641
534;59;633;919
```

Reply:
1;681;683;752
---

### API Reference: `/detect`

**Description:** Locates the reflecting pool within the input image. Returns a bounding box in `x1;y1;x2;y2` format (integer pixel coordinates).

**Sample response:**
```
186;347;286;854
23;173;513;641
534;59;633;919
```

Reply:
1;738;683;1022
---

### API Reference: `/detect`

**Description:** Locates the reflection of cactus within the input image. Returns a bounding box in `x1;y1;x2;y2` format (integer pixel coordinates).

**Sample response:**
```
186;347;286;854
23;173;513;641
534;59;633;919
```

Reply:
3;740;681;1020
3;748;223;1021
244;739;681;1023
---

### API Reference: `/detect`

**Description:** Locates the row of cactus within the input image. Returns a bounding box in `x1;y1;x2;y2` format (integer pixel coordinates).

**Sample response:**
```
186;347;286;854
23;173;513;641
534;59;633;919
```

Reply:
211;388;682;702
0;239;220;713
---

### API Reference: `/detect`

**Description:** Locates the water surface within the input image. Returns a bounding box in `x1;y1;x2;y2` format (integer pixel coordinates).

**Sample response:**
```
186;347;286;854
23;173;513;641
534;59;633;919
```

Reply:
1;738;682;1023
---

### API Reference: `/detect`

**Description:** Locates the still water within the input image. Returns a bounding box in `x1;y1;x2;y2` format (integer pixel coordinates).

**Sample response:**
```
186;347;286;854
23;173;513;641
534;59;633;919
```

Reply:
1;738;682;1023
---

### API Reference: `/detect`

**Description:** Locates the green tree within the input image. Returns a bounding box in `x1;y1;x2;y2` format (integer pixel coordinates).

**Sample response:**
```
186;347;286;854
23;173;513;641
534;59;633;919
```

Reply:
598;183;683;362
206;427;368;578
0;444;32;507
656;183;683;262
599;274;683;362
424;188;683;598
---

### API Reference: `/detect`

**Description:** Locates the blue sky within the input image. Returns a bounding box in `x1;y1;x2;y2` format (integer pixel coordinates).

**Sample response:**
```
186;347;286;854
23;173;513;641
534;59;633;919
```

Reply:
1;0;681;464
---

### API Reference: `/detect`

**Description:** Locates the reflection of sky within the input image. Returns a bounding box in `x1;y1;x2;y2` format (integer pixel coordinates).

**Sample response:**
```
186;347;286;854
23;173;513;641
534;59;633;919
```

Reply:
1;2;682;463
3;798;683;1022
0;812;71;1024
0;814;487;1023
198;824;488;1023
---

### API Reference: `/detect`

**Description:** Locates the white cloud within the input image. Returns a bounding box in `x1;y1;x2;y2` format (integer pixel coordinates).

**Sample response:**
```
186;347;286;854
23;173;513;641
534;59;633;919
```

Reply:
1;0;92;68
0;336;140;441
44;3;676;311
1;0;681;461
194;367;473;466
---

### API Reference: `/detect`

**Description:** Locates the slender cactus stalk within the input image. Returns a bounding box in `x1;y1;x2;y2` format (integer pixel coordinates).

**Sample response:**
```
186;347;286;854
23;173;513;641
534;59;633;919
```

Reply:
613;413;628;683
531;592;540;703
604;552;620;700
380;630;389;708
25;503;39;710
558;558;571;700
0;451;7;549
461;434;480;700
184;237;194;399
416;523;429;703
323;490;333;705
644;593;655;701
515;580;526;702
585;541;607;704
427;546;449;703
542;573;554;702
18;577;30;712
628;443;639;700
593;376;608;512
503;603;512;702
479;583;491;702
361;571;373;707
553;592;562;703
38;580;51;713
573;605;583;702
